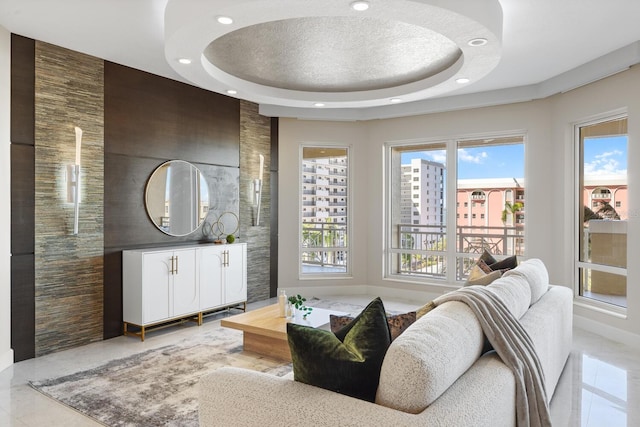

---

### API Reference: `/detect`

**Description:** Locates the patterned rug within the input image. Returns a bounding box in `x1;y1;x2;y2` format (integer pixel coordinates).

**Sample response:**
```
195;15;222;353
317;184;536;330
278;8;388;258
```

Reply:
28;298;368;427
29;326;292;426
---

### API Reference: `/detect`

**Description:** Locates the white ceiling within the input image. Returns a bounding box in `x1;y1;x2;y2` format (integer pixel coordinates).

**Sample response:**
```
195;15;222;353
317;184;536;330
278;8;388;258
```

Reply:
2;0;640;120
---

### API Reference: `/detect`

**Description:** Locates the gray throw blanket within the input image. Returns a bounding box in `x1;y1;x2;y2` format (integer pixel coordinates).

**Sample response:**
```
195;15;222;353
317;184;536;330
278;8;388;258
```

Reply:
435;286;551;427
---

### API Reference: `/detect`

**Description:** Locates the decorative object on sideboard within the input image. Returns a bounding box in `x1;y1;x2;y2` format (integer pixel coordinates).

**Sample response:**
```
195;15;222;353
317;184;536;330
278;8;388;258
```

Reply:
66;126;82;235
144;160;210;236
203;211;240;243
253;154;264;226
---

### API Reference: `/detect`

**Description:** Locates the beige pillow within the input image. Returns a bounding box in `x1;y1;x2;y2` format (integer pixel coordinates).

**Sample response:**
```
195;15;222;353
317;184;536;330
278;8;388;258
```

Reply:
465;265;502;286
415;300;436;319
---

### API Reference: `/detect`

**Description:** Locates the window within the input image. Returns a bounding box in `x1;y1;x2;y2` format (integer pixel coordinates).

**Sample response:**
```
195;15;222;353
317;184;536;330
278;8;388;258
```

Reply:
386;135;525;282
300;146;350;276
576;115;627;308
413;177;419;181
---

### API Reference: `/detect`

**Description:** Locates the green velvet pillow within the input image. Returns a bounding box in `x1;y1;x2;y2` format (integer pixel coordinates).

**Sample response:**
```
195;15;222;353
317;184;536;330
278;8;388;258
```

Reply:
287;297;391;402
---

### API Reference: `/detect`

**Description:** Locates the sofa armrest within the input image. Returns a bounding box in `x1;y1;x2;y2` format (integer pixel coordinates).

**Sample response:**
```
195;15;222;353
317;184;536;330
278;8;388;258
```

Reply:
199;367;416;426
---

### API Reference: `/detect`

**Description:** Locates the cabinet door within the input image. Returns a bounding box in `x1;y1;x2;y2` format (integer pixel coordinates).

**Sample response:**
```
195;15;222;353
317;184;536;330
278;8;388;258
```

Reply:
224;244;247;304
142;251;172;324
200;246;224;310
172;249;199;316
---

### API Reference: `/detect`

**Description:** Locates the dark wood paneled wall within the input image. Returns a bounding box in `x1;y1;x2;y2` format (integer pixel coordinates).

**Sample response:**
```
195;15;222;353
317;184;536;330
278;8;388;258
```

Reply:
10;34;36;362
11;36;279;356
103;62;241;339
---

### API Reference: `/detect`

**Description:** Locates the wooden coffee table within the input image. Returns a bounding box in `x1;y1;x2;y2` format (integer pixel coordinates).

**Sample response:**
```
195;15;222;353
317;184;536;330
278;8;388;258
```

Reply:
221;303;349;361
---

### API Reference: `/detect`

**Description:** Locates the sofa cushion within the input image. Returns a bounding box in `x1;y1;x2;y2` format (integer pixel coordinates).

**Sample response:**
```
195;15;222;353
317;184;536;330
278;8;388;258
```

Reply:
287;297;391;402
330;311;416;342
376;301;485;413
479;250;497;265
503;258;549;305
485;274;531;319
415;300;436;319
488;254;518;271
465;266;503;286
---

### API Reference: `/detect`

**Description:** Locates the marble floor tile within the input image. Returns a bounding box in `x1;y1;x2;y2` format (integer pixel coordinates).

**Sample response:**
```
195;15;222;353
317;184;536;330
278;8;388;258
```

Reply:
1;296;639;426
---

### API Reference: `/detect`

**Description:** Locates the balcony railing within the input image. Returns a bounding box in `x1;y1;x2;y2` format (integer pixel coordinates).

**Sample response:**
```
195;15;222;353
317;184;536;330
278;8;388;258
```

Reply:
301;223;348;271
394;223;524;280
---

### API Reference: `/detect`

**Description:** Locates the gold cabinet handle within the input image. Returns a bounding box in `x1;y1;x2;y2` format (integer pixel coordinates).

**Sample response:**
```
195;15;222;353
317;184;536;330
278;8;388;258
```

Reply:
175;255;179;274
170;256;175;274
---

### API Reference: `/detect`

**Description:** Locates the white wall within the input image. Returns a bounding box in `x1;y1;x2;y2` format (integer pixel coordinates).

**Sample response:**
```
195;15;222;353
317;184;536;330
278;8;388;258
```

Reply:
279;120;370;294
550;66;640;343
279;67;640;345
0;25;14;371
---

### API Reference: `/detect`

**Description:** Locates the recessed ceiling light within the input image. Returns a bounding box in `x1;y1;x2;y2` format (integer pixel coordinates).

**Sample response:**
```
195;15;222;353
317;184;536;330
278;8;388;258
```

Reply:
350;1;370;11
456;78;470;84
314;103;325;107
178;58;191;65
216;16;233;25
226;89;237;95
468;38;488;47
390;98;402;103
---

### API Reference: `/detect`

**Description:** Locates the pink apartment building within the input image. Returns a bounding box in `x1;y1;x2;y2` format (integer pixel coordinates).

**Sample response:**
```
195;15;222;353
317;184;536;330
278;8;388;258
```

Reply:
456;178;525;228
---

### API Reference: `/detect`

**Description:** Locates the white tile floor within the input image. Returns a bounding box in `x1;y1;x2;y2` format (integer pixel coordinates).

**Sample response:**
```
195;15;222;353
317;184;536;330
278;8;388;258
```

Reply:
1;295;639;426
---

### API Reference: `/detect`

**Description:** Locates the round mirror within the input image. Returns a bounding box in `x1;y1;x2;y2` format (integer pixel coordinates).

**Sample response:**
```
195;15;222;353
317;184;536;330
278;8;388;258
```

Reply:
145;160;210;236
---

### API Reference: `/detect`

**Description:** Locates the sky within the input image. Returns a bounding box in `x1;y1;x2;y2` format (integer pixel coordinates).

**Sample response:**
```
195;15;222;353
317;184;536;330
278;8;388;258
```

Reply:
402;144;525;180
401;136;627;180
583;135;627;177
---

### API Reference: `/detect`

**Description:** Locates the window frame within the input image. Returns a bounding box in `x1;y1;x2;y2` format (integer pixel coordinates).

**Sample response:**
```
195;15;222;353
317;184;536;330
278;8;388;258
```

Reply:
384;132;526;285
298;143;352;279
573;111;628;315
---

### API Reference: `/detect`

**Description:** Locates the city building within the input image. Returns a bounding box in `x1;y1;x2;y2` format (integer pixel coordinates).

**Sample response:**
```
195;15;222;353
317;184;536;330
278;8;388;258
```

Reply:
400;159;445;227
301;155;348;224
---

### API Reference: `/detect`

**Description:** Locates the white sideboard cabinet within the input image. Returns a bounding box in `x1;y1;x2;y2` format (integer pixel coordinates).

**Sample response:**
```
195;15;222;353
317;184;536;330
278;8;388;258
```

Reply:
200;243;247;311
123;243;247;340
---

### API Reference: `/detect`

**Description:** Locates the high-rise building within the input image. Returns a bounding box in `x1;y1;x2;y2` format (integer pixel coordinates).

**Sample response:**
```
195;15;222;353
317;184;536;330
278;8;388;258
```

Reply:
301;155;348;224
400;158;445;228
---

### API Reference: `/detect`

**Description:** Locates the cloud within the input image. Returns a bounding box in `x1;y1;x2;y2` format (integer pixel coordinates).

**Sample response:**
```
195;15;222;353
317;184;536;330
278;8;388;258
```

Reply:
425;150;446;163
584;150;626;176
458;148;488;164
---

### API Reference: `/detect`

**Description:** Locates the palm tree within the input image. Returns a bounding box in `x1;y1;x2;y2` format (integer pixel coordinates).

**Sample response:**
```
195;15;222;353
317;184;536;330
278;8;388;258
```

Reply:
501;201;524;225
583;205;601;223
595;202;620;220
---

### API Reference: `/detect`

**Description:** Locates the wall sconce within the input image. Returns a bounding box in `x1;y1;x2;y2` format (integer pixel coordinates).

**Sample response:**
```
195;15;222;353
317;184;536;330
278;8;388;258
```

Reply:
66;126;82;235
253;154;264;226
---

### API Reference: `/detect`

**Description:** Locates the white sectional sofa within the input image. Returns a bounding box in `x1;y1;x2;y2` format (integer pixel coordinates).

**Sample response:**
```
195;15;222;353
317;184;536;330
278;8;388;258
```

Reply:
199;259;572;427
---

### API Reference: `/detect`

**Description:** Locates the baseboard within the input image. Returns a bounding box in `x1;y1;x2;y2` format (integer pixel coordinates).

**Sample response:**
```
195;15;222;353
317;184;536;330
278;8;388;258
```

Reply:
574;314;640;350
364;285;443;303
0;348;13;373
277;285;442;304
278;285;369;298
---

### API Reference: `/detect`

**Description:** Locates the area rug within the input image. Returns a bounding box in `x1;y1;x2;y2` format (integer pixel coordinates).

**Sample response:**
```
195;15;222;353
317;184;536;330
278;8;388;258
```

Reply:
29;326;292;426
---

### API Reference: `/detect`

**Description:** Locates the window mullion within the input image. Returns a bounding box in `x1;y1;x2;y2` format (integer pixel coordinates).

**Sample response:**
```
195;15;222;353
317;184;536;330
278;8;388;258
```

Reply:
445;139;457;283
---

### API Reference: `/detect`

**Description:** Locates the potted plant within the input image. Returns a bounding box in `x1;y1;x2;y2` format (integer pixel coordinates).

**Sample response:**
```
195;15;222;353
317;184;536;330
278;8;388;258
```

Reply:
287;294;313;319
